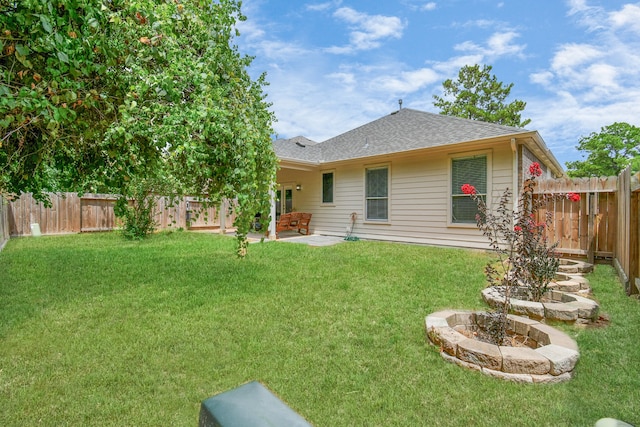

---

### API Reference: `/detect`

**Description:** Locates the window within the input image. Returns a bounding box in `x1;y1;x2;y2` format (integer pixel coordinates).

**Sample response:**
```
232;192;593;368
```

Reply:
322;171;334;204
365;166;388;221
451;155;487;224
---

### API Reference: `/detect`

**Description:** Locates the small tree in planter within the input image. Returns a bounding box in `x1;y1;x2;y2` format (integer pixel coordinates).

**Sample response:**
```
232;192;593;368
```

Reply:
462;162;581;344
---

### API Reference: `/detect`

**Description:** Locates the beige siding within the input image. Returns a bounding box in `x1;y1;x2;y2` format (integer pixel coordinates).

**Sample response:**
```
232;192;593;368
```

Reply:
276;142;516;250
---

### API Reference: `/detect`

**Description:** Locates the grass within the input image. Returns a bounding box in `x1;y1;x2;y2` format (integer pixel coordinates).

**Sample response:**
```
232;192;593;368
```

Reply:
0;231;639;426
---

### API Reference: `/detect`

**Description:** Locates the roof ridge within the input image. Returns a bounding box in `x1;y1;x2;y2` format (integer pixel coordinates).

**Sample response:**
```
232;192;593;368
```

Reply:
273;108;534;165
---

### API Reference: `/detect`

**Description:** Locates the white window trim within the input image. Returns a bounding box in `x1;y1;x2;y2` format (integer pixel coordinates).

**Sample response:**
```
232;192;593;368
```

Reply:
447;150;492;228
321;169;336;206
364;163;391;223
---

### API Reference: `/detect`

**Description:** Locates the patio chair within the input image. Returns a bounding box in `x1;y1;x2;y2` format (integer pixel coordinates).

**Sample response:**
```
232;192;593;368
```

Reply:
289;212;301;229
297;213;312;235
275;213;292;237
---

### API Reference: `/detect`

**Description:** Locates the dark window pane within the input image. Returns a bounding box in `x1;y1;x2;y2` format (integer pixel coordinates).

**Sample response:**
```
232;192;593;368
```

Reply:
322;172;334;203
366;199;388;220
451;156;486;223
451;156;487;195
452;196;483;223
366;168;388;197
366;167;388;220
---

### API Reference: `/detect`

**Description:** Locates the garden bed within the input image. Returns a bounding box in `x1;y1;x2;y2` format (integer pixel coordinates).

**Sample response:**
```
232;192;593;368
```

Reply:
426;310;580;383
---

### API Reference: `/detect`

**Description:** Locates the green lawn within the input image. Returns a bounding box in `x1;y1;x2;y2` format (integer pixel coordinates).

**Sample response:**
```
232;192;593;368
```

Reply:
0;232;638;426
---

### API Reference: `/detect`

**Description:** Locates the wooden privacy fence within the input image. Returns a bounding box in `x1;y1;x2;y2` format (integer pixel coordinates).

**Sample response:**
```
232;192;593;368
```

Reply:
5;193;236;237
537;169;640;295
614;167;639;295
534;176;618;261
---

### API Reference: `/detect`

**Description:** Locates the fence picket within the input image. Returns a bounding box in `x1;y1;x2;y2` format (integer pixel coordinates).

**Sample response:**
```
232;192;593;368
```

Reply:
4;193;235;237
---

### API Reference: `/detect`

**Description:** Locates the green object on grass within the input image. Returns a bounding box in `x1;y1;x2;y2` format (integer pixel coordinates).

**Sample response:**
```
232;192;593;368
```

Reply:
199;381;312;427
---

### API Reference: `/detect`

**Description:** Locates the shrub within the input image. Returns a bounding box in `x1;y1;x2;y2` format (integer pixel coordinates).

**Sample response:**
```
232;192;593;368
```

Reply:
114;179;158;240
462;163;580;344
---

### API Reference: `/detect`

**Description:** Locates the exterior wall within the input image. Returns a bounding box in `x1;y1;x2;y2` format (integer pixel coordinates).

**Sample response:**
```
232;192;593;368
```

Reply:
276;142;516;250
519;145;547;186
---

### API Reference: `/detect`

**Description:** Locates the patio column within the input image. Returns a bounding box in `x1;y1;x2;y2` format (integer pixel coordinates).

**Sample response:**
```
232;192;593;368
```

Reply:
268;188;277;240
219;199;226;233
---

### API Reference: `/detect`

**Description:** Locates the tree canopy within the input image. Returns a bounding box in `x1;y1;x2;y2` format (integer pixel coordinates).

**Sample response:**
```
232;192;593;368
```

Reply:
565;122;640;177
1;0;114;198
1;0;278;253
433;64;531;128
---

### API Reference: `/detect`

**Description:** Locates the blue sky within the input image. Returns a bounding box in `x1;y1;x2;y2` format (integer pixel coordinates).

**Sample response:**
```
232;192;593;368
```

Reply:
235;0;640;168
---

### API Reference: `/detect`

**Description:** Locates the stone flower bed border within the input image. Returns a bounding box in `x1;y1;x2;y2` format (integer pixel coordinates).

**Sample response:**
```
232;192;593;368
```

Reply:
551;272;592;295
481;287;600;323
558;258;594;274
426;310;579;383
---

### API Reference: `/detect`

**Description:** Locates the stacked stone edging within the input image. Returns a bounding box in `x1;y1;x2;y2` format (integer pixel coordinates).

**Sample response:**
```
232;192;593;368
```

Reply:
481;286;600;322
550;272;592;295
426;310;579;383
558;258;594;274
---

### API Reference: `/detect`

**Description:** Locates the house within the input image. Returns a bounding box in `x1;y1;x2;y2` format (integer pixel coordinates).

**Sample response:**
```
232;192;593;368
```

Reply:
268;108;564;249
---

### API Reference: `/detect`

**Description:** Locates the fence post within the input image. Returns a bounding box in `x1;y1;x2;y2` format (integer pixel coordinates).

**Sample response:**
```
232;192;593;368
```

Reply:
0;195;9;251
587;192;596;264
630;189;639;295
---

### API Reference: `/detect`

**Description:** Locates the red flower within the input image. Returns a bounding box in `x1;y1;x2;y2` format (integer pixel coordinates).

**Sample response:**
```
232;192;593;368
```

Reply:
567;192;581;202
514;226;522;232
529;162;542;177
461;184;476;195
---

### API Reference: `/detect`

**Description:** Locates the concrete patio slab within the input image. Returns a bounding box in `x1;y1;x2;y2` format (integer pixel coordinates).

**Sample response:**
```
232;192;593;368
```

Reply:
243;231;346;247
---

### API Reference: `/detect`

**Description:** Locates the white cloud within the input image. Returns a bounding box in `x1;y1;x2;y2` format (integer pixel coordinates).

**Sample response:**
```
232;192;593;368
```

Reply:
325;7;406;54
550;43;602;71
306;0;342;12
527;89;640;161
327;72;357;87
542;43;606;90
371;68;440;93
421;2;437;11
566;0;607;31
529;71;554;86
454;31;526;59
487;31;527;57
254;40;311;61
236;17;265;42
566;0;589;14
455;19;500;29
238;0;640;167
609;3;640;34
526;1;640;164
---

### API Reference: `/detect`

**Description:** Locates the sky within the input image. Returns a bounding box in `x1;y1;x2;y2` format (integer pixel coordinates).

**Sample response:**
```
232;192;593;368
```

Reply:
235;0;640;168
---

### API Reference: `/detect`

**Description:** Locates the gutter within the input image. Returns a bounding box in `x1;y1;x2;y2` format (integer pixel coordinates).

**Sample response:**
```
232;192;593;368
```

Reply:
524;131;565;178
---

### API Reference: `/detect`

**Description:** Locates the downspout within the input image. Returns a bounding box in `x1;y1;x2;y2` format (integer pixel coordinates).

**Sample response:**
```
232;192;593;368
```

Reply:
511;138;518;212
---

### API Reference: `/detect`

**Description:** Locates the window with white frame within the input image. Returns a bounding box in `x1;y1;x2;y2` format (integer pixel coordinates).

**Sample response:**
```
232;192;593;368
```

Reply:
365;166;389;221
322;171;334;204
451;155;487;224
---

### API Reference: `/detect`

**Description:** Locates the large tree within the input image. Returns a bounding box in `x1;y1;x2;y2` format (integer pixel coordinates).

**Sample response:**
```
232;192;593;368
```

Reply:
433;64;531;128
565;122;640;177
1;0;278;254
0;0;115;199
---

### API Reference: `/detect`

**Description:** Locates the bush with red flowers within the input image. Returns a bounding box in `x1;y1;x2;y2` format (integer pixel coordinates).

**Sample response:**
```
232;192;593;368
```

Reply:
462;162;581;344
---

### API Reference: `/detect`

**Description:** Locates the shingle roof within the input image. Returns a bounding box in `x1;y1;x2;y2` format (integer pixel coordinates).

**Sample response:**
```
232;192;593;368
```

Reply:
273;108;531;164
272;136;322;163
